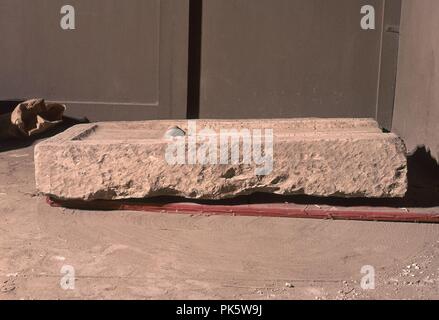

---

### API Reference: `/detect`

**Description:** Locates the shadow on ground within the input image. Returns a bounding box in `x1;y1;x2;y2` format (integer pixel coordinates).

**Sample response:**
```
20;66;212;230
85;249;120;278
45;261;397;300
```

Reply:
0;100;23;114
1;99;89;152
0;116;89;153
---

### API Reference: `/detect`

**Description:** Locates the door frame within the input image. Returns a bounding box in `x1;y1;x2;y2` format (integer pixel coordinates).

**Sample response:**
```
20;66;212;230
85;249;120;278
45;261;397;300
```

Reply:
64;0;189;121
186;0;403;129
376;0;402;130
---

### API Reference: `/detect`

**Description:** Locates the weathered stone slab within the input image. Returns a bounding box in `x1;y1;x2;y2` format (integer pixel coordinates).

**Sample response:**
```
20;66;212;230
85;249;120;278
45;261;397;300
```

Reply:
35;119;407;200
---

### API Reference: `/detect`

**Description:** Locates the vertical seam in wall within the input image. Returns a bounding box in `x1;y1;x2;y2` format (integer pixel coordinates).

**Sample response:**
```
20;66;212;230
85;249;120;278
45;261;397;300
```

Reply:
375;0;387;123
186;0;203;119
388;39;400;131
387;0;402;132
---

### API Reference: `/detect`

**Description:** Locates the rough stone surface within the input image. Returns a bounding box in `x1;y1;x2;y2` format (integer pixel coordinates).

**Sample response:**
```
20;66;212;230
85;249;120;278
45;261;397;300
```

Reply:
35;119;407;200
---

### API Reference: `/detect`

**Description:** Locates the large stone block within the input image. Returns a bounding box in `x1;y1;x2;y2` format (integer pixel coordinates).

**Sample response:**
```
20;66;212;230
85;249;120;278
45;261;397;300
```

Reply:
35;119;407;200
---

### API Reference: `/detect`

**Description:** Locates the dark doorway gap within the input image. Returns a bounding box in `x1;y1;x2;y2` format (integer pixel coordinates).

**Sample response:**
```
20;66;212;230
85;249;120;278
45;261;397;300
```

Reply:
186;0;203;119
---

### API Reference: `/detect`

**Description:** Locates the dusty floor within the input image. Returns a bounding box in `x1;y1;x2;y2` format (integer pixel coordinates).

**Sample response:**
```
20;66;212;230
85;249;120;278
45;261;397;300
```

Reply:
1;141;439;300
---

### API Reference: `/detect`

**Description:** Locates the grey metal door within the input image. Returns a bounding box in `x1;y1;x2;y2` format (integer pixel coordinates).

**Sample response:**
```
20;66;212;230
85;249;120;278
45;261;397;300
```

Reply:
0;0;189;121
198;0;401;129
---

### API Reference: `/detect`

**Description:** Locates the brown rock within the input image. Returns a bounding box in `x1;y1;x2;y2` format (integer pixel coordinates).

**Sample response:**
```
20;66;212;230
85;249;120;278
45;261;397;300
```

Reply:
35;119;407;200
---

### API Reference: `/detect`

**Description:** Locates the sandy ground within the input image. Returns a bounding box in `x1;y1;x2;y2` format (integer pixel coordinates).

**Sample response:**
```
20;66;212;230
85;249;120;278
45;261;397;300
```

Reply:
1;142;439;300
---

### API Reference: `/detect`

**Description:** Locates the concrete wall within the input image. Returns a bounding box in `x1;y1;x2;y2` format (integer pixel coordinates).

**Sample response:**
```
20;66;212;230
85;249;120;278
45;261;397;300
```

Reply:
198;0;394;122
0;0;189;121
393;0;439;161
